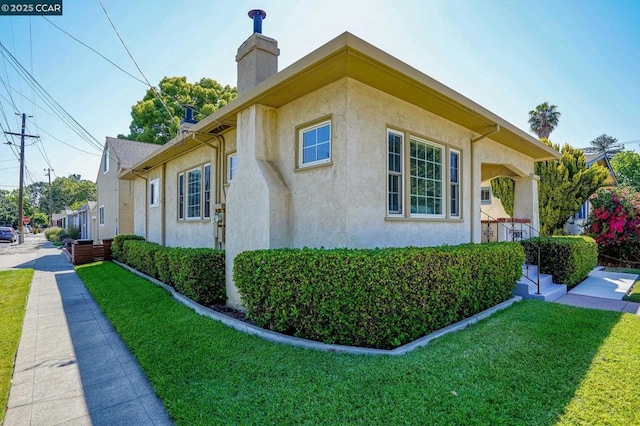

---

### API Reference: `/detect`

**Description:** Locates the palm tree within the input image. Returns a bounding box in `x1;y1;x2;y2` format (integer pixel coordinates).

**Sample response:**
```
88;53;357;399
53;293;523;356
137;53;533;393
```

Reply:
528;102;561;139
584;133;624;156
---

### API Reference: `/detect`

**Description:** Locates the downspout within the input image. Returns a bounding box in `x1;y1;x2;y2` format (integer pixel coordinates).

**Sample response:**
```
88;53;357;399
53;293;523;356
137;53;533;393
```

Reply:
161;163;166;246
470;124;501;243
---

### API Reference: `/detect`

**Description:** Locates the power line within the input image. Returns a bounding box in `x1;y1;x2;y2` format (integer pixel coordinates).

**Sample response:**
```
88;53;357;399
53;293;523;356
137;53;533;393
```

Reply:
98;0;174;120
41;16;148;86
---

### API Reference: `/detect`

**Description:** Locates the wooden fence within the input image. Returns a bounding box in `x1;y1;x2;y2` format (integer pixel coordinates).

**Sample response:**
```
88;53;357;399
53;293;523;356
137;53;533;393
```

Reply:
71;238;113;265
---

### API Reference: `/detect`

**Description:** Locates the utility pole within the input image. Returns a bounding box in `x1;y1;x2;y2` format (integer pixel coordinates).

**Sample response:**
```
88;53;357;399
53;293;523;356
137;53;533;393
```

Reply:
4;113;39;244
45;168;54;226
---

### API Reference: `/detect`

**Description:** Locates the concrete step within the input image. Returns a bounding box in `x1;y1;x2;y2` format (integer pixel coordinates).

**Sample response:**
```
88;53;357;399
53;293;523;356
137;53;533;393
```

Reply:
514;264;567;302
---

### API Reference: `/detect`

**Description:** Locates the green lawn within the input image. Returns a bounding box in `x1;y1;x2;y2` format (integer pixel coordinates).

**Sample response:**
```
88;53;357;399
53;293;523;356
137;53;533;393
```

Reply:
0;268;34;424
76;262;640;425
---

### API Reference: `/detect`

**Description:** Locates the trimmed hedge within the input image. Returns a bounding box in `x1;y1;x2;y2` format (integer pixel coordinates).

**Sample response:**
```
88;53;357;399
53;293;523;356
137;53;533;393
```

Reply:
112;234;145;262
112;236;225;306
234;243;524;349
521;236;597;288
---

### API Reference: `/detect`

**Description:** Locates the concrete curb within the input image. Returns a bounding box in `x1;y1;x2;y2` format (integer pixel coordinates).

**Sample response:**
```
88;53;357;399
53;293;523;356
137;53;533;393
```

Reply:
113;260;521;356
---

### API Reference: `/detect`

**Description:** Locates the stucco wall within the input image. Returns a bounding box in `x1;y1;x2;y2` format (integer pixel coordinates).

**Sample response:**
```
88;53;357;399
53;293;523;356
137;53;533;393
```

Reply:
132;177;146;237
118;180;135;235
271;78;473;249
146;167;163;244
96;146;119;241
480;179;509;219
163;145;217;248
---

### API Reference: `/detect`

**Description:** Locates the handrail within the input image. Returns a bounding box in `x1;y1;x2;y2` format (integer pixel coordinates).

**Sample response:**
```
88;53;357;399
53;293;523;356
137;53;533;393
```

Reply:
480;210;541;294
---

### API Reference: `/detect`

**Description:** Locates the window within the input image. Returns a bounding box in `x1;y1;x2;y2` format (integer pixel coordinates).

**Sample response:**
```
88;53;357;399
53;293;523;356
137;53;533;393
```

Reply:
204;163;211;218
177;173;184;219
150;179;160;207
299;120;331;167
387;129;460;219
99;205;105;226
409;137;443;217
186;168;201;219
450;150;460;217
227;154;237;182
481;187;492;205
103;148;109;173
387;130;403;215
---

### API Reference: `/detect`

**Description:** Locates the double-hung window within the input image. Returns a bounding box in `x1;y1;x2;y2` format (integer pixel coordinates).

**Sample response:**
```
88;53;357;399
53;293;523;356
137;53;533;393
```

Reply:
98;206;105;226
186;168;201;219
387;130;403;215
149;179;160;207
299;120;331;167
480;187;492;205
203;164;211;219
450;150;460;218
177;173;184;219
227;154;237;182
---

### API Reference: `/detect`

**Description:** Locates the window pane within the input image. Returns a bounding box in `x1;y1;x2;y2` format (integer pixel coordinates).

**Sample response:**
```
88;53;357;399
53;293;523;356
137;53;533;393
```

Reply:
303;147;315;164
303;130;316;148
317;124;330;142
317;141;330;161
204;165;211;218
187;170;201;218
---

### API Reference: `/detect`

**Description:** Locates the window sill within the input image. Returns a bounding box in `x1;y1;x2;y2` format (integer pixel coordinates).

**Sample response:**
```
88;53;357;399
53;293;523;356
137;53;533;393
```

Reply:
295;160;333;172
385;216;464;223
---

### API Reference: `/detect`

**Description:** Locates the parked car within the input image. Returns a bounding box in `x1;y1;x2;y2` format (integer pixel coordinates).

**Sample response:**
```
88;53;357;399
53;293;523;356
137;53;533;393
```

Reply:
0;227;17;243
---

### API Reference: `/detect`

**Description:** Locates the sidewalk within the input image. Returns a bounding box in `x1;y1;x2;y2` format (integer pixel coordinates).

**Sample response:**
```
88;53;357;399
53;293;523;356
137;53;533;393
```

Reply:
555;269;640;315
2;235;172;425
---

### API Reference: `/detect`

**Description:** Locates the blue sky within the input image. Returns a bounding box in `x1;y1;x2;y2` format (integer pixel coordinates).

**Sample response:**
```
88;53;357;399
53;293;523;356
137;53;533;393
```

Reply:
1;0;639;191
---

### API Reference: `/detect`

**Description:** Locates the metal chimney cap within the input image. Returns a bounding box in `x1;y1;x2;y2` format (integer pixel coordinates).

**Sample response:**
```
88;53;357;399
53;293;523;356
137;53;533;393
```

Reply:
248;9;266;19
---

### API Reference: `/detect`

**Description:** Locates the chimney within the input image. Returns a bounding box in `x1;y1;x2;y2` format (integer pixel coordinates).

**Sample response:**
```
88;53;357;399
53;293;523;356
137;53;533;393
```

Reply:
236;9;279;95
178;105;198;135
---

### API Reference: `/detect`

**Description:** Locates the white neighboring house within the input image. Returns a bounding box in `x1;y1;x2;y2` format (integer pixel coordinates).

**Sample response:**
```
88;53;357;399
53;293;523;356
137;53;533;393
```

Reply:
66;201;97;240
96;137;160;241
565;152;618;235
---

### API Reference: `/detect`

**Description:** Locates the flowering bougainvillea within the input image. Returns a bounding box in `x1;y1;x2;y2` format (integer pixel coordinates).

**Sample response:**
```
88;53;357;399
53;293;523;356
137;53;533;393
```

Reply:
584;187;640;261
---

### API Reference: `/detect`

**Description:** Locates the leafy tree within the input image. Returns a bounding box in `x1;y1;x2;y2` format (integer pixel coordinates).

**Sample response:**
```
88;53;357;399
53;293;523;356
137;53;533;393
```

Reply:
490;177;515;217
537;140;608;235
0;189;19;227
584;133;624;156
528;102;561;139
122;76;237;144
610;151;640;190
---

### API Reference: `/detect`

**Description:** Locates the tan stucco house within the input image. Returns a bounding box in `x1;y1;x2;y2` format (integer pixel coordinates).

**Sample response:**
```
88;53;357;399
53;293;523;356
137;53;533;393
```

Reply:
119;24;559;306
96;137;159;241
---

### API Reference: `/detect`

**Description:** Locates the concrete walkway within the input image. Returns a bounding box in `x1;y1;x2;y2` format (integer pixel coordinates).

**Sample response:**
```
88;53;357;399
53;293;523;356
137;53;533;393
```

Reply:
555;269;640;315
1;235;172;425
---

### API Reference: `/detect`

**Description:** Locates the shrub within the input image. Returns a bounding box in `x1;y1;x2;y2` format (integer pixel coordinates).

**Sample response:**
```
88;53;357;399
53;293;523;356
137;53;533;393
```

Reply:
111;234;145;262
234;243;524;349
44;226;67;242
167;248;226;306
154;247;173;287
584;187;640;264
112;238;225;306
123;240;163;278
67;226;81;240
521;236;597;288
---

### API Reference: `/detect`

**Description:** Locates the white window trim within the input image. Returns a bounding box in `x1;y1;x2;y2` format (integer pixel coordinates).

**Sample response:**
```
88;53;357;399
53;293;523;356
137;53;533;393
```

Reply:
98;205;105;226
298;120;332;168
186;167;202;220
387;129;404;217
103;148;109;174
149;179;160;208
409;136;445;219
449;149;461;218
227;153;237;182
480;186;492;205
